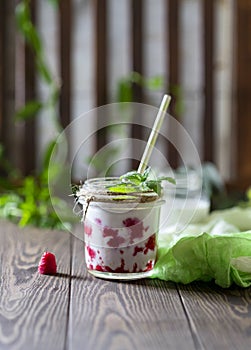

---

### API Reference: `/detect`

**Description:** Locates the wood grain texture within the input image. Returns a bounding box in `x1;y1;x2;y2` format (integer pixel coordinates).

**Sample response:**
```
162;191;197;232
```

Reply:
1;221;251;350
0;220;71;350
177;282;251;350
69;226;196;350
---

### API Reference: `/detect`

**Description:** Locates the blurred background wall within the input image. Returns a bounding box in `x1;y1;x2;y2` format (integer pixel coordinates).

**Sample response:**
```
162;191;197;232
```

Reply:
0;0;250;190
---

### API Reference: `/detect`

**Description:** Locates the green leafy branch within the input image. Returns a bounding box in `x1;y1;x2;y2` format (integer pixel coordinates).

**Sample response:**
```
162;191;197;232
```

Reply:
15;0;61;132
0;174;70;230
0;0;71;230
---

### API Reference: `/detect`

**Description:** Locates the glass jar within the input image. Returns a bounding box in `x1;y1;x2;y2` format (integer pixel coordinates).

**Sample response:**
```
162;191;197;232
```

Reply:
160;170;210;233
76;177;164;280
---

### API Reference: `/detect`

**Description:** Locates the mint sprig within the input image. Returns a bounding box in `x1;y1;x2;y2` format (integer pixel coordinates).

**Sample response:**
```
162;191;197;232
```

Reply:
108;168;175;196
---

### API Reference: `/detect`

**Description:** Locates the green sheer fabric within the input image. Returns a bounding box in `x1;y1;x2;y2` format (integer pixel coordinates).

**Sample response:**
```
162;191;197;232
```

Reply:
151;208;251;288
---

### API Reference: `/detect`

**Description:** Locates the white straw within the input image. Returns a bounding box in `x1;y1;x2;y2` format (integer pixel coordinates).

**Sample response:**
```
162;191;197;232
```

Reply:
137;94;171;174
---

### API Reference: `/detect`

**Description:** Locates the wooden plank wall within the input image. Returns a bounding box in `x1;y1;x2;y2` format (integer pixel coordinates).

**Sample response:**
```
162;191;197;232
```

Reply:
235;0;251;187
203;0;215;163
0;0;250;189
0;0;16;173
0;0;4;148
0;0;38;175
23;0;36;174
167;0;180;169
94;0;109;152
130;0;144;169
0;0;73;175
59;0;72;130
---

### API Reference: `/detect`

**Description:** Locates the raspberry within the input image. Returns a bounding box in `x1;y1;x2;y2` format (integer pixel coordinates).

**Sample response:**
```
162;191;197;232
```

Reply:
38;251;57;275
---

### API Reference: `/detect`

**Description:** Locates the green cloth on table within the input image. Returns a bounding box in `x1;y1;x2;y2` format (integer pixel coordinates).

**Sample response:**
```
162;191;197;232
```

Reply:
151;207;251;288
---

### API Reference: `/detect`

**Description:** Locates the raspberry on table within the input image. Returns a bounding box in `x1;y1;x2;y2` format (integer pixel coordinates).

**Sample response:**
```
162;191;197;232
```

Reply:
38;251;57;275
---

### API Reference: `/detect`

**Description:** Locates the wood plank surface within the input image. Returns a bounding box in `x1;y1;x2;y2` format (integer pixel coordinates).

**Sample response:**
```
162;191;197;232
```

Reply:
69;225;196;350
178;282;251;350
0;220;71;350
1;221;251;350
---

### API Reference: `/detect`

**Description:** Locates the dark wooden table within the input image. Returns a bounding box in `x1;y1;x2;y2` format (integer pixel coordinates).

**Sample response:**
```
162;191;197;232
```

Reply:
0;220;251;350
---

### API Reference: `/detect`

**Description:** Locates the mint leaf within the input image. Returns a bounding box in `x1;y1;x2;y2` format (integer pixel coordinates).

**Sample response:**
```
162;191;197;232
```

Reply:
145;180;162;196
157;176;176;185
108;184;138;193
142;167;151;181
109;167;175;195
120;171;144;185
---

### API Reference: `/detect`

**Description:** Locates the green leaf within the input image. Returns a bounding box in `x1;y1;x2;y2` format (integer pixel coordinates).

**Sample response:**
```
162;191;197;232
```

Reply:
36;57;53;84
142;167;151;181
130;71;143;85
42;139;57;170
118;167;175;195
120;171;144;185
145;180;162;196
157;176;176;185
145;75;164;90
15;2;42;54
15;2;30;32
108;184;139;194
15;101;43;121
169;84;184;116
117;79;132;103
